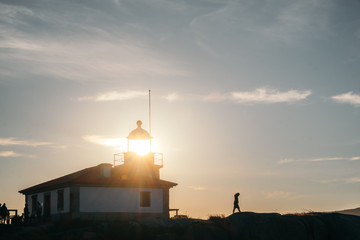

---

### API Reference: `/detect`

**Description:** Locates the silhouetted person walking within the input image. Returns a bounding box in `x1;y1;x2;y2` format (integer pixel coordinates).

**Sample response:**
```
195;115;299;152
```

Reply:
233;192;241;213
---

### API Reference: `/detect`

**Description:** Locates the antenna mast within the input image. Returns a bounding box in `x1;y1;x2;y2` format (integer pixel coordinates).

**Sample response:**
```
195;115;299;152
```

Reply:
149;89;152;151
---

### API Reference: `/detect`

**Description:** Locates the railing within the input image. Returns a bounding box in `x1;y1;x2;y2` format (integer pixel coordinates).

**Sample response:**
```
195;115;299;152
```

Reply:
114;153;125;166
154;153;163;167
113;152;163;167
9;209;18;217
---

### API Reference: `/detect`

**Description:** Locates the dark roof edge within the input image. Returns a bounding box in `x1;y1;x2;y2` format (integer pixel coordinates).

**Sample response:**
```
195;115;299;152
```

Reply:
18;165;96;194
19;163;178;195
19;181;178;195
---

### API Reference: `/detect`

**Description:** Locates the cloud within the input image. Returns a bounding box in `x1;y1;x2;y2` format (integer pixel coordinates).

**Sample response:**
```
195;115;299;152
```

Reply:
0;1;187;83
309;157;344;162
316;179;341;184
79;90;181;103
231;88;311;104
78;90;148;102
201;89;311;104
278;158;296;164
257;0;331;43
0;138;52;147
0;151;34;158
51;145;68;150
331;92;360;106
202;92;228;102
189;0;332;54
279;156;360;164
345;178;360;183
163;93;178;102
187;186;206;191
317;178;360;184
309;156;360;162
0;151;21;157
80;88;311;104
83;135;127;148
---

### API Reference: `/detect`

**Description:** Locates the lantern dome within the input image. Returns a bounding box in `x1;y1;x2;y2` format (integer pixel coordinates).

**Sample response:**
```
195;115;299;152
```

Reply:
127;120;151;140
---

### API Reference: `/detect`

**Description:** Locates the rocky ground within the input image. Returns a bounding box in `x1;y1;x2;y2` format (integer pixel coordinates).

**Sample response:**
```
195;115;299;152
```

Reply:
1;212;359;240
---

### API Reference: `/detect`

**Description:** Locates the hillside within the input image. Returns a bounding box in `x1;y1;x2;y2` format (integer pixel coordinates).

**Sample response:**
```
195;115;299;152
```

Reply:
336;207;360;216
1;212;360;239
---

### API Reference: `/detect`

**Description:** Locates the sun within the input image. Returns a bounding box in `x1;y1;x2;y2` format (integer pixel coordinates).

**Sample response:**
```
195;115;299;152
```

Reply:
128;140;151;155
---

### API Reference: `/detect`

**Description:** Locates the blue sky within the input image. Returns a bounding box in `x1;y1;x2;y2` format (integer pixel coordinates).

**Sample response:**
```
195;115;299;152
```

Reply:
1;0;360;218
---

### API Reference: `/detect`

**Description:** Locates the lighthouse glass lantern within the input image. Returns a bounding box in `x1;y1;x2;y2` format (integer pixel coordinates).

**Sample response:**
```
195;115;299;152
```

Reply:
127;120;151;155
113;120;163;171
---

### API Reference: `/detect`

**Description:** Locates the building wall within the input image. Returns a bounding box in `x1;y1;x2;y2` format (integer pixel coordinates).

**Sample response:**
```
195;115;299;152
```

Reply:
162;188;170;218
26;187;70;216
26;192;43;216
79;187;163;213
51;187;70;214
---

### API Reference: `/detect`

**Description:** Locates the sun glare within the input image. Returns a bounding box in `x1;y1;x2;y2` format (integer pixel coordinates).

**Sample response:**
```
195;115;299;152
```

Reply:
129;140;151;155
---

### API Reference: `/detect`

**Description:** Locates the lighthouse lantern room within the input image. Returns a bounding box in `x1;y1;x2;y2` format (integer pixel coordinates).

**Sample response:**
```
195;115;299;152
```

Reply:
114;120;164;179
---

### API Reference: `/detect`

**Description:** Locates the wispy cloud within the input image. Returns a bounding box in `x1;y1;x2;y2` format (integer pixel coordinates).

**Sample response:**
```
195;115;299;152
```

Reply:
163;93;178;102
187;186;206;191
202;88;311;104
278;158;296;164
51;145;68;150
231;88;311;104
190;0;332;52
309;156;360;162
331;92;360;106
279;156;360;164
83;135;127;148
316;177;360;184
345;178;360;183
257;1;331;43
0;138;52;147
202;92;228;102
316;179;341;184
0;151;34;158
0;151;21;157
78;90;148;102
0;1;187;83
79;91;181;103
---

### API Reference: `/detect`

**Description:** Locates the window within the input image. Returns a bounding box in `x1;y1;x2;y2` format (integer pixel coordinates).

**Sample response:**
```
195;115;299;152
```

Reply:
101;166;111;178
57;189;64;211
139;192;151;207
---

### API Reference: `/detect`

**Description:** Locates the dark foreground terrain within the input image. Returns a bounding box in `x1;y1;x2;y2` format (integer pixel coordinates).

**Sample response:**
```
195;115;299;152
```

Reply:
1;212;359;240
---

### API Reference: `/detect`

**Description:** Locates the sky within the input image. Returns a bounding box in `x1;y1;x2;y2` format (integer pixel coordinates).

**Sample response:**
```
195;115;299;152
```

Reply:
0;0;360;219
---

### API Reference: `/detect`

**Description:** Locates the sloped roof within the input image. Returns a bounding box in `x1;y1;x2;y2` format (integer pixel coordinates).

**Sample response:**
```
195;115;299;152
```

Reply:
19;163;177;195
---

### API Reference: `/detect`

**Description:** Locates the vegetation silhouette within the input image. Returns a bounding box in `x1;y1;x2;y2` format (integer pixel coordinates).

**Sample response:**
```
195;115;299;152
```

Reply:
1;212;360;240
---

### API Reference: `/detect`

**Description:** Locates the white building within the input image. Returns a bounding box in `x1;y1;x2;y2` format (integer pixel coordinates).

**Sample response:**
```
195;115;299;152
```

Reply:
19;121;177;219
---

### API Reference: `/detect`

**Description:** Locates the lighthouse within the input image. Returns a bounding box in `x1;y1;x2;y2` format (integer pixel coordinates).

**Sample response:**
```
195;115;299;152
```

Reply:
19;121;177;220
113;120;163;180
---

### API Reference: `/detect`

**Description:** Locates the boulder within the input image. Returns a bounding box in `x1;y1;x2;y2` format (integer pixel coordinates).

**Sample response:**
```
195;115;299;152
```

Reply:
228;212;306;240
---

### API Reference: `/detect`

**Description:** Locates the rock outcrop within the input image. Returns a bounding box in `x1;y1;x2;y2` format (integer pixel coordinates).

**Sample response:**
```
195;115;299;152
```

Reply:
228;212;360;240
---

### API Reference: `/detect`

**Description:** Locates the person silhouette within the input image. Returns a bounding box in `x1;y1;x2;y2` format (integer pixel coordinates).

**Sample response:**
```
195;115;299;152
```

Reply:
233;192;241;213
24;203;29;222
1;203;8;224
